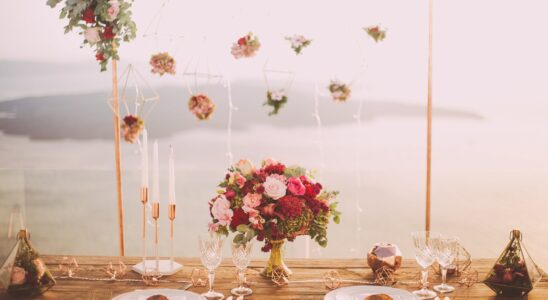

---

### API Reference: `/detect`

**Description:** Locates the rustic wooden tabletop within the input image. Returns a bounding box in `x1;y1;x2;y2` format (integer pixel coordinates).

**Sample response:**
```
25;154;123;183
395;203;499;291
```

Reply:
0;255;546;300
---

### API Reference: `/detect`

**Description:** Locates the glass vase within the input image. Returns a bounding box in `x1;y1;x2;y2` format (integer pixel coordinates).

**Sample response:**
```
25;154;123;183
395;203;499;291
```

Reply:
260;240;292;278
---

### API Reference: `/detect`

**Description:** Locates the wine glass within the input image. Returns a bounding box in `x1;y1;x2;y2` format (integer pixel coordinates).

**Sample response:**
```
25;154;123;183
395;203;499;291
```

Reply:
231;241;253;296
411;231;437;299
432;235;458;293
198;234;224;299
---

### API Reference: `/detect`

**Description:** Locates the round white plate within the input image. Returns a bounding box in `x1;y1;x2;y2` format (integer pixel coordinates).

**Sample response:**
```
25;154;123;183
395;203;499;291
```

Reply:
324;285;419;300
112;288;205;300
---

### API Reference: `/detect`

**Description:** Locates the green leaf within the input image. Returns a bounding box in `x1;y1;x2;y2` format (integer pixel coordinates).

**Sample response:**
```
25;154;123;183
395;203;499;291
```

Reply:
236;224;249;233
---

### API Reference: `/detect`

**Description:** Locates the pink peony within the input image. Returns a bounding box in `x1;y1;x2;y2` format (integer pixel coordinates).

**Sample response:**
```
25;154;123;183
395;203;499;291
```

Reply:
242;193;261;209
287;177;306;196
10;266;26;285
263;174;287;200
211;195;233;226
236;159;255;176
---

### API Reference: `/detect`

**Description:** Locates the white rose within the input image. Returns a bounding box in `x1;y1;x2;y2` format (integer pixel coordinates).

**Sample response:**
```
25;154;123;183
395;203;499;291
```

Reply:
263;175;287;200
84;27;101;44
107;0;120;21
236;159;255;176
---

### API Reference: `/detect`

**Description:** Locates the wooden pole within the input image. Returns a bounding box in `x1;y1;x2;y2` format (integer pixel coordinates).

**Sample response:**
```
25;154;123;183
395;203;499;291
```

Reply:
425;0;433;232
111;41;125;256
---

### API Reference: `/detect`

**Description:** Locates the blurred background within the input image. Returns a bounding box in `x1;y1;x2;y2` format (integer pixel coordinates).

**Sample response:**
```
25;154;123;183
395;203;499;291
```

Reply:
1;0;547;269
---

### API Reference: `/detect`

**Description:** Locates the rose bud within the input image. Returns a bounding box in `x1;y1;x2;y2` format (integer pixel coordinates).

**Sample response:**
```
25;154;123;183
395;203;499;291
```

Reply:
262;203;276;217
224;188;236;201
502;269;514;283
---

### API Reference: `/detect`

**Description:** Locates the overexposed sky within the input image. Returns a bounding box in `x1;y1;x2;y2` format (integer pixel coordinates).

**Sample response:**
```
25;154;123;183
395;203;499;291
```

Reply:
1;0;548;113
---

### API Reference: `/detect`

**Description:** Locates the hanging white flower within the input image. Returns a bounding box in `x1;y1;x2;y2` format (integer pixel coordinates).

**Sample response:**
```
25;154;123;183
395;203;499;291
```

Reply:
84;27;101;44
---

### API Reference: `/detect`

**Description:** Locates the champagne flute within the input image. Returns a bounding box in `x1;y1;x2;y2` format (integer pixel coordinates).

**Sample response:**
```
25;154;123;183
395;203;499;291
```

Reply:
231;241;253;296
411;231;437;299
199;234;224;299
432;235;458;293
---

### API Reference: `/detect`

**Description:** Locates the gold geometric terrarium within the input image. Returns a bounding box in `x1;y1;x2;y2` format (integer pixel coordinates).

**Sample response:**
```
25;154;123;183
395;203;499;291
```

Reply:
0;229;55;297
483;229;543;296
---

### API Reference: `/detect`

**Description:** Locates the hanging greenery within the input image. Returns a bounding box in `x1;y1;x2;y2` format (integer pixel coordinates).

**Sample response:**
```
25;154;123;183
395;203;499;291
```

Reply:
46;0;137;71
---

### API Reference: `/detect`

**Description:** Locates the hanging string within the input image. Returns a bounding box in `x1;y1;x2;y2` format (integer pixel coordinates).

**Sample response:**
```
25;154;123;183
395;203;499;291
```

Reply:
313;83;326;178
225;78;235;166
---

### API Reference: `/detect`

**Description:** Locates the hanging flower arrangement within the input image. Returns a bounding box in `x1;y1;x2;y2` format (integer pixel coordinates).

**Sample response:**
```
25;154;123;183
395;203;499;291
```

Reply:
120;114;144;143
46;0;137;71
364;25;387;42
149;52;176;76
285;35;312;55
328;80;351;102
264;89;288;116
188;94;215;120
231;32;261;59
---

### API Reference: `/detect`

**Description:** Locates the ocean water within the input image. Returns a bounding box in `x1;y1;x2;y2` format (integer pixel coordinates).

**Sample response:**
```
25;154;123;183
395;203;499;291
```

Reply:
1;65;548;272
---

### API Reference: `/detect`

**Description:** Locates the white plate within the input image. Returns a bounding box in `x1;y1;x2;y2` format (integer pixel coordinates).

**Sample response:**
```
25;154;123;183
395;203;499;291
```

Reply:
324;286;419;300
112;288;205;300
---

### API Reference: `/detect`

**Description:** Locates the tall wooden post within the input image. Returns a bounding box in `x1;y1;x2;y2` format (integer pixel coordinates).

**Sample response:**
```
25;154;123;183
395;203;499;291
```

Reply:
111;41;125;256
425;0;433;232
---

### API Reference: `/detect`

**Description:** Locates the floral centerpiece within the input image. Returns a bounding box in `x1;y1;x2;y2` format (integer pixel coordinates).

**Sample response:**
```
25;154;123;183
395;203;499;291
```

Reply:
364;25;387;42
264;89;288;116
328;80;351;102
46;0;137;71
188;94;215;120
285;35;312;55
208;158;341;277
120;114;144;143
150;52;176;76
231;32;261;59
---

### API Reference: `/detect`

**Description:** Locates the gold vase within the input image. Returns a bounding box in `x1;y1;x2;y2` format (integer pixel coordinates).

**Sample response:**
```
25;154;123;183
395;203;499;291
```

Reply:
261;240;292;278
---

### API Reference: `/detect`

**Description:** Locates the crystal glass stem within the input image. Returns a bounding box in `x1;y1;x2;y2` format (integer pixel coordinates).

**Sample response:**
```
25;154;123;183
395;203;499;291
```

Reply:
441;267;448;287
208;270;215;293
421;269;429;293
238;268;245;289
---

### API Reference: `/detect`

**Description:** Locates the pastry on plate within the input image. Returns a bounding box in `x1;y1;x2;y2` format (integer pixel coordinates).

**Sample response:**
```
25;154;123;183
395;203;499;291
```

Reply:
364;294;393;300
146;295;169;300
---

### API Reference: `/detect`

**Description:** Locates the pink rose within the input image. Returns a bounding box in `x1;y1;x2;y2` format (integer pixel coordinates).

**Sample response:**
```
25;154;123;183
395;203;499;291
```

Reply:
208;222;219;232
10;266;26;285
230;172;246;188
287;177;306;196
33;259;46;279
236;159;255;176
211;195;233;226
242;193;261;209
263;175;287;200
84;27;101;44
262;157;279;168
107;0;120;21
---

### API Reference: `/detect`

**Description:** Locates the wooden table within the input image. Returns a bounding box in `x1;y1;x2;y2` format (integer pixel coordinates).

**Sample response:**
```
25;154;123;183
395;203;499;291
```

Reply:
1;256;546;299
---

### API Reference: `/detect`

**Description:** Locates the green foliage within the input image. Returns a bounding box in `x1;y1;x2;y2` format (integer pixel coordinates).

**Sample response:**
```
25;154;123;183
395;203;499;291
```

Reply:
284;166;307;178
264;91;288;116
46;0;137;72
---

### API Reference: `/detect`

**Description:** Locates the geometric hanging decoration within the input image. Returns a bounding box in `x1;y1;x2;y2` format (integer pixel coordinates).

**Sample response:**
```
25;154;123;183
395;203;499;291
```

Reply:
108;64;159;143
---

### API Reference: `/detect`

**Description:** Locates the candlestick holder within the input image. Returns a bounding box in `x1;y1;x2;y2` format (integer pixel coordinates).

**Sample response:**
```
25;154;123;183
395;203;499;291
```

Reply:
132;201;183;276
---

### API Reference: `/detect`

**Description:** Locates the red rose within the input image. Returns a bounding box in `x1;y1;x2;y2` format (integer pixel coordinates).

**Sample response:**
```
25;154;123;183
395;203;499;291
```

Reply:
123;115;138;125
103;26;115;40
238;37;247;46
230;208;249;230
370;27;379;33
83;8;95;24
263;163;285;175
277;195;304;219
256;185;265;194
224;188;236;201
95;52;105;61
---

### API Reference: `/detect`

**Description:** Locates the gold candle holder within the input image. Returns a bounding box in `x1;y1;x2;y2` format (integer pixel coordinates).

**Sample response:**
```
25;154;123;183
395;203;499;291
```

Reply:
168;204;176;269
152;202;160;271
140;187;149;266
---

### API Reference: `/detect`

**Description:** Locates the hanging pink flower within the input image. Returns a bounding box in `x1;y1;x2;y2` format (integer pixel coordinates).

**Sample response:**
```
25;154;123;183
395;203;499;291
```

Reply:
231;32;261;59
188;94;215;120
